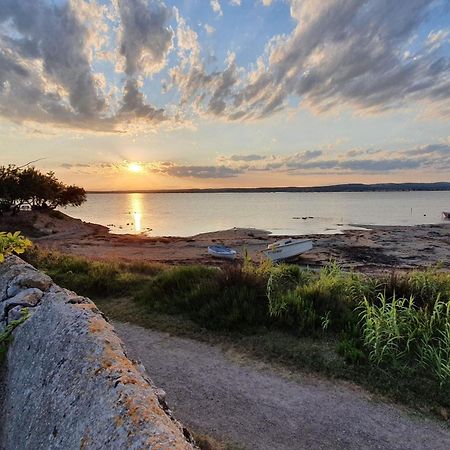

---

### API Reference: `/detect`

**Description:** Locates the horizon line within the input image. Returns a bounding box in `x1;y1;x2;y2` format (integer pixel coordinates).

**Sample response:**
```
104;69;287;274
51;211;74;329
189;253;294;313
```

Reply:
86;181;450;194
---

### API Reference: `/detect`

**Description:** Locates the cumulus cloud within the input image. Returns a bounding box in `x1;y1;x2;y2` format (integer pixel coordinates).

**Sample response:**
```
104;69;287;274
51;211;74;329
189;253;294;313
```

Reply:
0;0;171;132
117;0;173;77
169;0;450;120
0;0;449;133
210;0;223;17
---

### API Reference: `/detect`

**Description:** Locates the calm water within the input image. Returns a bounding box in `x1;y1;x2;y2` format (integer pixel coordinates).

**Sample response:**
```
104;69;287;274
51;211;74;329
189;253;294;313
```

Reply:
62;191;450;237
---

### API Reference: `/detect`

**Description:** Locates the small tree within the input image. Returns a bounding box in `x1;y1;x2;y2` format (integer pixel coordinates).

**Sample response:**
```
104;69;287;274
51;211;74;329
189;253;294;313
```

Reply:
0;165;86;213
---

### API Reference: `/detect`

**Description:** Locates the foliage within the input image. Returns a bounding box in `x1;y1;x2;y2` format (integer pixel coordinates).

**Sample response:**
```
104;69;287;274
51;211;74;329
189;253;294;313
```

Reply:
26;247;450;408
267;263;371;334
0;231;32;263
0;165;86;213
360;293;450;386
135;264;269;330
23;247;163;298
0;308;30;364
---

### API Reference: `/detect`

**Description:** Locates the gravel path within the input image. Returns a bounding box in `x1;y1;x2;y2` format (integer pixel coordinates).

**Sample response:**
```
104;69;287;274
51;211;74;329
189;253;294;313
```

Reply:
114;322;450;450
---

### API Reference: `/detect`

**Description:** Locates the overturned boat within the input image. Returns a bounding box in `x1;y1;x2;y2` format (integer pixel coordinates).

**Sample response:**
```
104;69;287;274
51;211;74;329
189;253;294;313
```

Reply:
208;245;237;260
264;238;313;262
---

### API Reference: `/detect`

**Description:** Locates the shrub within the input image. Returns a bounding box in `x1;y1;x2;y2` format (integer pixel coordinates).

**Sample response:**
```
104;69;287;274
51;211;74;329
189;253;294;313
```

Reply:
0;231;32;263
136;264;269;330
23;247;160;298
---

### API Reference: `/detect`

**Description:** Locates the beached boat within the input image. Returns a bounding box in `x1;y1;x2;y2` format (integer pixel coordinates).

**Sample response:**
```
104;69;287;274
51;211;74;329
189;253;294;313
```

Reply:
263;239;313;262
443;212;450;220
208;245;237;260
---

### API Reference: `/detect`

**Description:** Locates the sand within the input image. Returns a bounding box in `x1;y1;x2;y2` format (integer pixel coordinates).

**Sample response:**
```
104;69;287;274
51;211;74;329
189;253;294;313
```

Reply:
2;211;450;272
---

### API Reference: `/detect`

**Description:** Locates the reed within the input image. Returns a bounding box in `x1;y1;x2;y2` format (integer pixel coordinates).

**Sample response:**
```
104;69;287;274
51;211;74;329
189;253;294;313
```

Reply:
360;293;450;385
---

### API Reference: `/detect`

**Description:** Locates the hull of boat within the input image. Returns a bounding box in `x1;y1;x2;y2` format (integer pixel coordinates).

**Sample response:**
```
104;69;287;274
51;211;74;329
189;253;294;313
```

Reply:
208;246;237;260
263;239;313;262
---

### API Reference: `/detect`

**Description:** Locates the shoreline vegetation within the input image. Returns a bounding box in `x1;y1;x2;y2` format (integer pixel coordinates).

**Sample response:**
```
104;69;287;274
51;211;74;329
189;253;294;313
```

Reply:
2;206;450;421
86;181;450;194
23;245;450;421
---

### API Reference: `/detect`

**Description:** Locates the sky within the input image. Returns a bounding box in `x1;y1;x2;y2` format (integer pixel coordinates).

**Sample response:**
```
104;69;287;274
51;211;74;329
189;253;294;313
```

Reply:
0;0;449;190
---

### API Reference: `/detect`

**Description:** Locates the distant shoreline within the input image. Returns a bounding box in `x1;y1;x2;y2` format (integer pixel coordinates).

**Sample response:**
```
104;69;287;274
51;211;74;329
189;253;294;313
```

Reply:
87;182;450;194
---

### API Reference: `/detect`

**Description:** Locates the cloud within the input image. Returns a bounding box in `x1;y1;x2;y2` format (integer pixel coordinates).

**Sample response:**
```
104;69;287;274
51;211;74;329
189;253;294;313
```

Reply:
229;154;266;161
218;144;450;174
0;0;173;132
59;142;450;179
117;0;173;77
155;163;241;178
230;0;241;6
210;0;223;17
170;0;450;120
0;0;449;134
204;24;215;35
427;29;450;51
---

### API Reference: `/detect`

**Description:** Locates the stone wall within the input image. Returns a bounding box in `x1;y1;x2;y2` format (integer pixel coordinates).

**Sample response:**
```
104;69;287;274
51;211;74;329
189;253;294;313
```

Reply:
0;256;196;450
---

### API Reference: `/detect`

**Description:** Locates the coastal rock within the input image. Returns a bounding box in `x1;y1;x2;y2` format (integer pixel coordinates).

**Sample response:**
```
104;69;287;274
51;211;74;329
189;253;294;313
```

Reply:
7;305;25;322
0;257;195;450
0;288;43;322
6;270;52;298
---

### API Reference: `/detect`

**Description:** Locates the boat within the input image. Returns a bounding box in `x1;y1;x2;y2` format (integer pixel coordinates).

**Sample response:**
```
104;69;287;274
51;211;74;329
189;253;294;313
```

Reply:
207;245;237;260
263;238;313;262
443;212;450;220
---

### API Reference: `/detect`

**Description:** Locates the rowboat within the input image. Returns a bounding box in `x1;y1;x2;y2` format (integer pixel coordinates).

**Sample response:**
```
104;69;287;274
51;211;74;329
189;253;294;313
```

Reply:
263;239;313;262
443;212;450;219
208;245;237;260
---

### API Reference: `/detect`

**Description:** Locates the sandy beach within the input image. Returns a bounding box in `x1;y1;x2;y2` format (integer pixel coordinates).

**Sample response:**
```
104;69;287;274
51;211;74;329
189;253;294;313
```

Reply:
2;211;449;272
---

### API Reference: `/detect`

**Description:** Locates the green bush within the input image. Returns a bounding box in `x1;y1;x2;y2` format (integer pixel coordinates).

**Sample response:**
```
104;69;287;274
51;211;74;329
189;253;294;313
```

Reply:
136;264;269;330
0;231;32;263
23;248;162;298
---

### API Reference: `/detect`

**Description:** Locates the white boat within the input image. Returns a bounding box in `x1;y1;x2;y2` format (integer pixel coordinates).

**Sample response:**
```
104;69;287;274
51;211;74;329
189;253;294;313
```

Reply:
208;245;237;260
263;239;313;262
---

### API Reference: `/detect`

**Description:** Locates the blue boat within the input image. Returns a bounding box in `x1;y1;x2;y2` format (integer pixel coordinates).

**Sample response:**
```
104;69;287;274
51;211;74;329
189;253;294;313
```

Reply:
207;245;237;260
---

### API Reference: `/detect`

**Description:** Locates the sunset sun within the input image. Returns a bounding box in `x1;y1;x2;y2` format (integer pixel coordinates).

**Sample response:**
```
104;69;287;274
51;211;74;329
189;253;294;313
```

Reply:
127;162;143;173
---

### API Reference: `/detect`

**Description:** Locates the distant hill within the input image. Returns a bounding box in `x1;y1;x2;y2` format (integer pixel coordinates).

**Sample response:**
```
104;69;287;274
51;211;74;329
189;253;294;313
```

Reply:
89;182;450;194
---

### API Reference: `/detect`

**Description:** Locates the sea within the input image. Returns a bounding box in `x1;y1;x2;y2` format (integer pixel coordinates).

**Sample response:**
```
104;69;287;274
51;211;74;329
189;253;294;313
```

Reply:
61;191;450;237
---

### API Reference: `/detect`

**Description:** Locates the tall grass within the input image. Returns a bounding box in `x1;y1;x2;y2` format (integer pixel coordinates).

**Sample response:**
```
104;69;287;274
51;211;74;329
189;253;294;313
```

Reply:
360;293;450;386
135;264;269;330
25;247;450;403
23;247;165;297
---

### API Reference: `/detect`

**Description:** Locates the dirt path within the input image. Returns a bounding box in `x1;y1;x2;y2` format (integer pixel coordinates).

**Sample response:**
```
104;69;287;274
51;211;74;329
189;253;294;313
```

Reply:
114;322;450;450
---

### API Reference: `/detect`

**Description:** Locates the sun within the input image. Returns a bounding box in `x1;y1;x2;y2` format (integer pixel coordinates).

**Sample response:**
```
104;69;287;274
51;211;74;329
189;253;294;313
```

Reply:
127;162;143;173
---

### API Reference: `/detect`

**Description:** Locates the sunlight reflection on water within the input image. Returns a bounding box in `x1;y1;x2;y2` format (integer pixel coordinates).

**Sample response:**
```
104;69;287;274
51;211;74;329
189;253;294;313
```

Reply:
130;193;143;233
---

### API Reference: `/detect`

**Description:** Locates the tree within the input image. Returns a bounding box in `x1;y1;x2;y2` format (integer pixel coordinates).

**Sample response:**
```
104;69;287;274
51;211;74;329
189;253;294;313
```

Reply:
0;165;86;213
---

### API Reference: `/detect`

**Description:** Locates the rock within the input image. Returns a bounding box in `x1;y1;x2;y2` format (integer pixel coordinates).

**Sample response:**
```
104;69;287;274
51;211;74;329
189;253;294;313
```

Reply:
7;305;25;322
4;288;43;307
6;270;52;298
0;257;195;449
0;288;43;321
